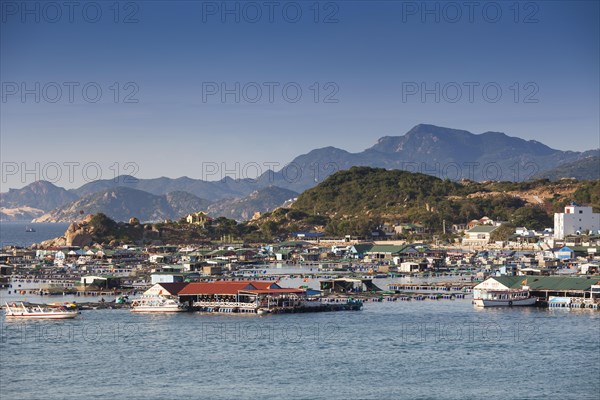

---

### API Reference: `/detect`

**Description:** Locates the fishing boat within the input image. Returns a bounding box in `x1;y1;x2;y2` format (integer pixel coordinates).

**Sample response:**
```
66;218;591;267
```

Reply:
25;226;36;232
3;302;79;319
473;289;536;307
131;296;186;312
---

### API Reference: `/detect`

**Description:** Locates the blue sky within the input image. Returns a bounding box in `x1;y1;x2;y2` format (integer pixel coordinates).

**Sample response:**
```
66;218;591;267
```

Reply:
1;0;599;189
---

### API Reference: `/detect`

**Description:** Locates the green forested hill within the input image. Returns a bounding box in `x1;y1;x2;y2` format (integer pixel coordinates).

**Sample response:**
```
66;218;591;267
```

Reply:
256;167;598;237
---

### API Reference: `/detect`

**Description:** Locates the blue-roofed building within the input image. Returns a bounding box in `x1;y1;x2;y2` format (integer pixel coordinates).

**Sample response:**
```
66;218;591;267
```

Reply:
554;246;574;260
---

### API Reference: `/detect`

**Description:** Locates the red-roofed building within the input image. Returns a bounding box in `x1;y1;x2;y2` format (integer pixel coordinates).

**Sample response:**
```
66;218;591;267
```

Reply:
178;280;306;313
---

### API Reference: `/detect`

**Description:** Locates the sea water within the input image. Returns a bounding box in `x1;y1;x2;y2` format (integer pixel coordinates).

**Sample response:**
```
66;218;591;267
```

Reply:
0;222;69;248
1;299;598;400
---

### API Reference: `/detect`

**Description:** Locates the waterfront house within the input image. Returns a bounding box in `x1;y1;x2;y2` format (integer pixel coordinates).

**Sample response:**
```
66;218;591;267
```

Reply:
320;278;382;293
178;281;306;311
80;275;121;289
398;261;427;273
475;275;600;301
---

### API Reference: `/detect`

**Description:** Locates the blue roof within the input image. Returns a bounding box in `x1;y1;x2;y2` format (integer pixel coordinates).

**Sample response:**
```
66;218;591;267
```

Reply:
293;232;323;237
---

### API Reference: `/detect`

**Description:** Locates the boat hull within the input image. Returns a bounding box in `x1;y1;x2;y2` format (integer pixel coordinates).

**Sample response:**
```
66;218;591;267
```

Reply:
473;297;537;307
4;302;79;319
5;312;78;319
131;306;185;313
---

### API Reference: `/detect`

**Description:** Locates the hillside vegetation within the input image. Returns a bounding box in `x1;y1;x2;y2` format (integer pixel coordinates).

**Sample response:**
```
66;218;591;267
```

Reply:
254;167;598;237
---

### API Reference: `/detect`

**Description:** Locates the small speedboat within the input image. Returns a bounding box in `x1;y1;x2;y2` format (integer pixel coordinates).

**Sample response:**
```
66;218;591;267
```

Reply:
25;226;36;232
3;302;79;319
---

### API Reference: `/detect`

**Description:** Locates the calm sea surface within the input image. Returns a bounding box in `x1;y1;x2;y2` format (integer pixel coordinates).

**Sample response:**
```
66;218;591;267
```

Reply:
0;222;69;248
0;222;598;398
1;299;598;400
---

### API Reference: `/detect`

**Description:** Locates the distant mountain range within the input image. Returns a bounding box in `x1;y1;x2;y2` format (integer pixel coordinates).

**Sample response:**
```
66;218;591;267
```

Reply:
32;187;212;223
207;186;298;221
1;124;597;222
0;180;78;210
72;175;259;200
532;156;600;181
0;181;80;222
263;124;598;191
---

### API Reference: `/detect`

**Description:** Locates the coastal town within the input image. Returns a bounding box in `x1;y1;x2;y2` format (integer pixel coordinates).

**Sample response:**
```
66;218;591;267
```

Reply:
2;1;598;398
2;202;599;315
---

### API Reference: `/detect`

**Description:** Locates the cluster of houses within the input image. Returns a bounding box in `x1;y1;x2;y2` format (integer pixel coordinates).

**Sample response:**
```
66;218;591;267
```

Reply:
460;204;600;249
304;204;600;251
1;204;598;293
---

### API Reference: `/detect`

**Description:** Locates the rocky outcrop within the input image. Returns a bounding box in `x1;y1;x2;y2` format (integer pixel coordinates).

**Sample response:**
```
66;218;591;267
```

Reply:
65;217;95;247
37;213;159;248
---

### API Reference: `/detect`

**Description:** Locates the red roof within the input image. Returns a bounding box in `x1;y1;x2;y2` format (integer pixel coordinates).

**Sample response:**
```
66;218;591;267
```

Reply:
179;282;254;295
250;281;281;290
178;281;292;296
242;288;306;294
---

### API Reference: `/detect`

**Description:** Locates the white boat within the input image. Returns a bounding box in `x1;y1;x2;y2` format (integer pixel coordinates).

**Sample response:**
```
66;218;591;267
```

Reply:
3;302;79;319
473;289;537;307
131;296;186;313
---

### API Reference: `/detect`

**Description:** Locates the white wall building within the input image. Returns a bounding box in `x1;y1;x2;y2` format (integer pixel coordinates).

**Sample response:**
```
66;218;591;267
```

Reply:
462;225;498;246
554;204;600;239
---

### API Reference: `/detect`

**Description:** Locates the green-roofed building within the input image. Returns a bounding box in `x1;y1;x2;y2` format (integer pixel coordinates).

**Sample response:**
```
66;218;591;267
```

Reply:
367;245;413;260
350;244;374;257
350;243;423;261
275;248;294;261
475;275;600;300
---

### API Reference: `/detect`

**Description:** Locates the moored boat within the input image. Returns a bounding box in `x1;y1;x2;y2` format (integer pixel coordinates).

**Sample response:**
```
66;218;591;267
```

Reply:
3;302;79;319
131;296;186;313
473;289;536;307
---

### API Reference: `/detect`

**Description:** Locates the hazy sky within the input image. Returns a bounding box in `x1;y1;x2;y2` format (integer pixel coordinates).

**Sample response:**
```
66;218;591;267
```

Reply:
1;0;599;189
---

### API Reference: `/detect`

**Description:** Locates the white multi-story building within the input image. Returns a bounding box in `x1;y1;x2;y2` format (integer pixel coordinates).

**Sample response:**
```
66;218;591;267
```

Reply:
554;204;600;239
